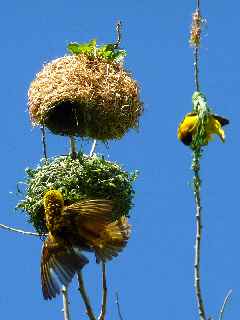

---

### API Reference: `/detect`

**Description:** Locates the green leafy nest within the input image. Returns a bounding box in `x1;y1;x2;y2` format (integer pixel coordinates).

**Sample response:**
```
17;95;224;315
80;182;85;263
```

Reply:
16;153;138;234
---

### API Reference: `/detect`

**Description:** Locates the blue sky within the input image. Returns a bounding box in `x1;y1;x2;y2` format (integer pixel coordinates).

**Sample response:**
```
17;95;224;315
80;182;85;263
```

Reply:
0;1;239;319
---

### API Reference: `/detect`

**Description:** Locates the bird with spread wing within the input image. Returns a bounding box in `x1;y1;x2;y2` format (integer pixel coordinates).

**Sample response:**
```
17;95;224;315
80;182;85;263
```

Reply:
177;112;229;146
41;189;131;300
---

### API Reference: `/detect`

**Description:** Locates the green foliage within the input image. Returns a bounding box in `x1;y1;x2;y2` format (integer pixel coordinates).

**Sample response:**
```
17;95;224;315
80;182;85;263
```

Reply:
97;44;126;61
191;91;211;150
192;92;211;114
67;39;126;62
16;153;138;234
68;39;97;58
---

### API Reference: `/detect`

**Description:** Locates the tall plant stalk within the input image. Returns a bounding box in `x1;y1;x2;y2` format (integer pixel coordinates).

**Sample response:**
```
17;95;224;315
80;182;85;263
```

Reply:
190;1;207;319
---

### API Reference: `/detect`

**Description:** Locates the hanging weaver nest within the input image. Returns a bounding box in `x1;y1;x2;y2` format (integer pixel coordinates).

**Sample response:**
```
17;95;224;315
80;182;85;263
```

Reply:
16;153;138;235
28;53;143;140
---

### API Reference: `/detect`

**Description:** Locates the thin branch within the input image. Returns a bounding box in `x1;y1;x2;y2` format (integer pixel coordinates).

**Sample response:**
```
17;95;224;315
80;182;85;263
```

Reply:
192;151;206;320
194;47;200;92
98;263;107;320
69;136;77;159
190;0;207;319
219;289;233;320
114;20;122;49
77;271;96;320
62;285;71;320
41;125;48;160
89;139;97;157
115;292;124;320
0;223;44;237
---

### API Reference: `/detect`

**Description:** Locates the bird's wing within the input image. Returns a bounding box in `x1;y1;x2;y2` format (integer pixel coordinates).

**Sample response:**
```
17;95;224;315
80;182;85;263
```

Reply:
94;216;131;263
41;235;88;300
212;114;229;127
63;199;114;226
62;199;131;263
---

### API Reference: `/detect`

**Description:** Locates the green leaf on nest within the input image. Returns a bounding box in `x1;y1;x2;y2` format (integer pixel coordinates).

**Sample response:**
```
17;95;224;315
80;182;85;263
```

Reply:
67;39;127;62
97;44;126;61
68;39;97;57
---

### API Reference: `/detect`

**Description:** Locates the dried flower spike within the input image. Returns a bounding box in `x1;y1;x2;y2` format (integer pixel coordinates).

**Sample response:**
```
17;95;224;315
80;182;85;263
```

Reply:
190;9;202;47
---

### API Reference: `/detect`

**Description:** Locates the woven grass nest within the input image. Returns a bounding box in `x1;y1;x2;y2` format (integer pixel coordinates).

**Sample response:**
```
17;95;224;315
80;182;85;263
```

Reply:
28;50;143;140
16;153;138;234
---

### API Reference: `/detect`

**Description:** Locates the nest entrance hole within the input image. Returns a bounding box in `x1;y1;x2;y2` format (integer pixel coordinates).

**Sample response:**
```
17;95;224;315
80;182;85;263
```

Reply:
44;101;87;136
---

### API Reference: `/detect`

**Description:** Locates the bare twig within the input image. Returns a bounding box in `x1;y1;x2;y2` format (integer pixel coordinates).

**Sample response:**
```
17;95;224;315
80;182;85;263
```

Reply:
219;289;233;320
89;139;97;157
194;47;200;91
41;125;48;160
77;271;96;320
0;223;44;237
192;152;206;320
114;20;122;49
98;263;107;320
69;136;77;159
115;292;124;320
190;1;207;319
62;285;71;320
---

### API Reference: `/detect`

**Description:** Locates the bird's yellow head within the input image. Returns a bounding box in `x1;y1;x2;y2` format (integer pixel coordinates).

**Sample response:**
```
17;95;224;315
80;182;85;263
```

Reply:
43;190;64;211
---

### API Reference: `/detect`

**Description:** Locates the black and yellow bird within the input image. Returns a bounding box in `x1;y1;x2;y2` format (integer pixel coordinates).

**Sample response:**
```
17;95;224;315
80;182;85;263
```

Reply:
41;189;130;300
177;112;229;146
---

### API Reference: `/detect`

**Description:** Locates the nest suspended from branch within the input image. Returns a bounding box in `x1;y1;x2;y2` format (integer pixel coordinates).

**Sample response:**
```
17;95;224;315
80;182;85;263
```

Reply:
16;153;138;234
28;54;143;140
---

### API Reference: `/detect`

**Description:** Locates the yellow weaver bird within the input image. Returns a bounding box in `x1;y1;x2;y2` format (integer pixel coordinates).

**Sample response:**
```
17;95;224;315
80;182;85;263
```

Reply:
41;190;130;300
177;112;229;146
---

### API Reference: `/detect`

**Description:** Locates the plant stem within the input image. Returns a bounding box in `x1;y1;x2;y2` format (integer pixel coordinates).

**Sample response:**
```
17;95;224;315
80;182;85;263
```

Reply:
0;223;45;236
69;136;77;159
98;263;107;320
191;1;206;317
62;285;71;320
219;289;233;320
194;47;200;92
192;149;206;320
193;0;201;91
115;292;124;320
114;20;122;49
77;271;96;320
89;139;97;157
41;125;48;160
